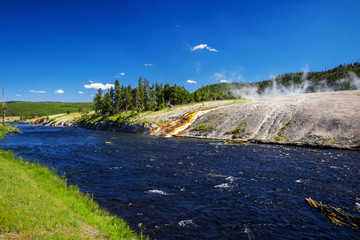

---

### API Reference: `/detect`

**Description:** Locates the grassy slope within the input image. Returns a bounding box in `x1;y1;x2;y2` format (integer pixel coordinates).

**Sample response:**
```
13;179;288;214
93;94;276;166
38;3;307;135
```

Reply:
4;102;93;117
0;126;141;239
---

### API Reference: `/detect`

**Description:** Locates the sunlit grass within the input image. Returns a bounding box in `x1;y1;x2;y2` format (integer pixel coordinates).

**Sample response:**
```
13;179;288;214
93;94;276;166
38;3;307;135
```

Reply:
0;127;142;239
0;151;141;239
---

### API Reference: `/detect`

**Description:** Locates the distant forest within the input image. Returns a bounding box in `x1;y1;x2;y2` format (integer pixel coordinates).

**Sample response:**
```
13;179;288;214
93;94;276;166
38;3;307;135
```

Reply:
95;62;360;115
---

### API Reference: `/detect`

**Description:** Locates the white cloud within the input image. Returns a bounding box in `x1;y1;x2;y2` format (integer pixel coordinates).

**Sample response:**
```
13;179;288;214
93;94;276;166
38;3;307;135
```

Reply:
16;94;21;97
116;72;126;77
78;91;84;94
55;89;64;94
89;80;94;83
144;63;153;67
29;90;46;93
84;83;114;90
191;44;218;52
220;80;231;83
187;80;197;84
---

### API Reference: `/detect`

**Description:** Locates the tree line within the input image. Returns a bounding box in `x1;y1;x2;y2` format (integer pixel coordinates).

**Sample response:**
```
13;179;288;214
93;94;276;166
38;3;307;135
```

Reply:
193;62;360;98
94;77;194;115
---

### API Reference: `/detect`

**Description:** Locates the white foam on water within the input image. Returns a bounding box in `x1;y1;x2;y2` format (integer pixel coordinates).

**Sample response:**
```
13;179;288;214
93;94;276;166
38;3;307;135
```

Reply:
108;166;121;170
296;179;302;183
215;183;230;188
330;166;339;169
356;198;360;211
178;219;195;227
225;176;236;183
145;189;170;195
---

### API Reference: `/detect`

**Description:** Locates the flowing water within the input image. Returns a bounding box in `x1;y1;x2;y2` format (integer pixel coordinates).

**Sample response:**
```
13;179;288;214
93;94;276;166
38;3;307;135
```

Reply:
1;123;360;239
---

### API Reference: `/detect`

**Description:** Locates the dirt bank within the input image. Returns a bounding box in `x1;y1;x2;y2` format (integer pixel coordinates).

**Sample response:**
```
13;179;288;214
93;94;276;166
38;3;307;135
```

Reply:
180;90;360;150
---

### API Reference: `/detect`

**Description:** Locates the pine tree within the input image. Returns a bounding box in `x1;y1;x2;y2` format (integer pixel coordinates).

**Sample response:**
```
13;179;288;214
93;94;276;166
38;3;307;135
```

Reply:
114;79;121;113
109;87;115;114
125;85;133;111
133;87;140;111
94;88;103;114
101;91;112;115
164;83;171;107
138;77;145;109
143;78;150;110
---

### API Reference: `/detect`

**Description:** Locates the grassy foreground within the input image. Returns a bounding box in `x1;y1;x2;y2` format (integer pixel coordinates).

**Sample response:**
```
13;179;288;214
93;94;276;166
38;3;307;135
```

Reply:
0;127;141;239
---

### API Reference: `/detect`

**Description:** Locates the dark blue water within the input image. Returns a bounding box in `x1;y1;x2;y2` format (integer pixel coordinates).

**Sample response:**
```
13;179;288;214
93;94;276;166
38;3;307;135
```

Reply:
1;123;360;239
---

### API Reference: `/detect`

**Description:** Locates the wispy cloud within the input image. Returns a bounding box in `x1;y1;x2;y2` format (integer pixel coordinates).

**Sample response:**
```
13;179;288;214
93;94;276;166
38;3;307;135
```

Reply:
144;63;153;67
116;72;126;77
212;69;243;83
55;89;64;94
187;80;197;84
16;94;21;97
78;91;84;94
89;80;94;83
84;83;114;90
29;90;46;93
191;44;218;52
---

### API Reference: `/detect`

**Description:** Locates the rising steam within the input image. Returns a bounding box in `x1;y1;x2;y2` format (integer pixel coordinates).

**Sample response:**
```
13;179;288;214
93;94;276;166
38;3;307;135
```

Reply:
231;71;360;99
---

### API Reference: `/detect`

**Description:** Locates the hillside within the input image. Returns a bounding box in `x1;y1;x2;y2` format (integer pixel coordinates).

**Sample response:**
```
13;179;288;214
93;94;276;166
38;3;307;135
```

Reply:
194;62;360;100
179;90;360;150
3;102;93;118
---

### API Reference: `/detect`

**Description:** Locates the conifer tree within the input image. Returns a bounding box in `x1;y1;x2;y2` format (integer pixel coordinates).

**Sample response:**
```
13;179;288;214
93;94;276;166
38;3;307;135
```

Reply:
138;77;145;109
125;85;133;111
94;88;103;114
109;87;115;114
114;79;121;113
101;91;112;115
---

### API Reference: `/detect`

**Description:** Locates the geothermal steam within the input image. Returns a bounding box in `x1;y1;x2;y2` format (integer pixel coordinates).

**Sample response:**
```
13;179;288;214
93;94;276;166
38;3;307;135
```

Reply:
231;71;360;99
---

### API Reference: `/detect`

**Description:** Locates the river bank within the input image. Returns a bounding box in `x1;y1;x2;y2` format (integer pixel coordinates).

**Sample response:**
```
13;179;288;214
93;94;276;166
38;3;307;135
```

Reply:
2;123;360;239
0;126;142;239
32;90;360;150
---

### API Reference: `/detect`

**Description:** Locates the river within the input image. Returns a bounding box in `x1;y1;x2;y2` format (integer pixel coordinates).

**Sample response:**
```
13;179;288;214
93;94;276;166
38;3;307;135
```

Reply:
1;123;359;239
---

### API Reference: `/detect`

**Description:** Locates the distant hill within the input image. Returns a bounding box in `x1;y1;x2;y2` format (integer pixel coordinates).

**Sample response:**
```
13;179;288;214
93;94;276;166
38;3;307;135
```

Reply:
3;101;93;117
193;62;360;100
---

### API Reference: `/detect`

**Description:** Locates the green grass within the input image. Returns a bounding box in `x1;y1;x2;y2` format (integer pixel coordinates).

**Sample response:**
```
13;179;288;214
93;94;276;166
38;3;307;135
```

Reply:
3;101;94;117
225;120;248;138
0;128;142;239
193;123;207;131
274;121;293;142
0;124;19;139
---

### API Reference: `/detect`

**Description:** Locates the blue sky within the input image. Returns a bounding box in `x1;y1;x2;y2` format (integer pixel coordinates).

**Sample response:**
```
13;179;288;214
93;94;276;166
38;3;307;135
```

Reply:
1;0;360;102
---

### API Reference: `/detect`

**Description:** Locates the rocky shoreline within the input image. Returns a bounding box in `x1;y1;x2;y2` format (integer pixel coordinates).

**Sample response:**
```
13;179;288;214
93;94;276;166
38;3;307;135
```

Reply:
33;90;360;150
79;121;156;134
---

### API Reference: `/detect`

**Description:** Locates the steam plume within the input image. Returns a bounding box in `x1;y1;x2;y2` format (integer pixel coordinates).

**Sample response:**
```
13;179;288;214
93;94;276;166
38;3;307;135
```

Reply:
231;71;360;99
